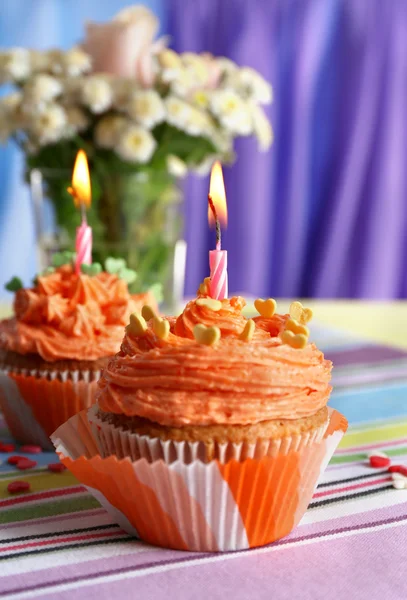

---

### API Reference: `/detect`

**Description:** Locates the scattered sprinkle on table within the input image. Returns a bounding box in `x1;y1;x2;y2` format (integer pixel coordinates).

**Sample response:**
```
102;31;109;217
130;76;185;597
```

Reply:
19;445;42;454
0;443;16;453
48;463;67;473
7;481;31;494
15;458;37;470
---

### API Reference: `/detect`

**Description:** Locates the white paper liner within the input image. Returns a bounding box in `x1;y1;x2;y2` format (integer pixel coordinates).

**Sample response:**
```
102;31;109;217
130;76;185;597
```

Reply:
52;408;346;551
87;404;329;465
0;364;100;448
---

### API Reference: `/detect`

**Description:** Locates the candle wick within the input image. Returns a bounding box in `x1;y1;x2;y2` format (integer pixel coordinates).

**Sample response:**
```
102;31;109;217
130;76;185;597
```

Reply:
208;194;221;250
80;202;87;224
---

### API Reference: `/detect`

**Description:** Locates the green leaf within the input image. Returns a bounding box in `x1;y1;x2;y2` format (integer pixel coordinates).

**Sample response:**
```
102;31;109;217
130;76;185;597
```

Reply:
81;263;102;276
5;276;23;292
105;257;126;275
118;267;137;284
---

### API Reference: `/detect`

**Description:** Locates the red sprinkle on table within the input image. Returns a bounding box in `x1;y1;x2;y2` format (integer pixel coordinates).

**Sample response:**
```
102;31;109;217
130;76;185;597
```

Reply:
388;465;407;477
48;463;67;473
15;458;37;470
7;481;31;493
0;443;16;453
369;455;391;468
19;445;42;454
7;456;24;465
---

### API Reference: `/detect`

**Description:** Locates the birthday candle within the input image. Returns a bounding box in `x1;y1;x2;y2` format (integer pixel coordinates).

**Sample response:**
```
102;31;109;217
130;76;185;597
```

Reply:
68;150;92;275
208;162;228;300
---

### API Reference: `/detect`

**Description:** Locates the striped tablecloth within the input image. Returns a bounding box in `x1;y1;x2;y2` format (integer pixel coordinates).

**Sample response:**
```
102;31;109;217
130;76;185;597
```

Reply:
1;326;406;600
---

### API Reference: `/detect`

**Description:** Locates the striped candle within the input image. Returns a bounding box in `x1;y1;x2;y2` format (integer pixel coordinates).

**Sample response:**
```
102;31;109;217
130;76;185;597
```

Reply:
75;219;92;275
208;192;228;300
209;248;228;299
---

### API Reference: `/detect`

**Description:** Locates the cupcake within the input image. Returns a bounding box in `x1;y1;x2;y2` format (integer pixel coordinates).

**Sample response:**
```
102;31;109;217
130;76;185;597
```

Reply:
0;253;157;448
52;282;347;551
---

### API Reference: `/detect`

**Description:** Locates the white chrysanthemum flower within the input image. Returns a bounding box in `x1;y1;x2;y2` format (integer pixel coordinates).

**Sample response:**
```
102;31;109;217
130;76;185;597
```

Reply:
116;125;156;163
239;67;273;104
47;49;64;75
165;96;193;130
30;50;51;73
62;47;92;77
112;78;136;111
190;89;211;110
210;89;252;135
166;155;187;178
29;103;67;145
126;90;165;128
0;48;30;82
184;107;214;137
66;106;89;133
94;114;128;149
82;76;113;113
181;53;209;87
216;57;238;75
0;92;26;141
251;103;273;151
23;74;62;104
158;49;182;71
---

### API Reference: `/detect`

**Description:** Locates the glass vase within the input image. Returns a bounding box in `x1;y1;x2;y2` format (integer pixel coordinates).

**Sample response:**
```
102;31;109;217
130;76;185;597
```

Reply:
29;167;186;311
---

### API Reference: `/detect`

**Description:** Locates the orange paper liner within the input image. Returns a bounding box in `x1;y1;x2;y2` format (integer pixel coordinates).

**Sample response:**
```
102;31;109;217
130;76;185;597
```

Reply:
0;366;100;449
87;404;330;464
52;408;347;551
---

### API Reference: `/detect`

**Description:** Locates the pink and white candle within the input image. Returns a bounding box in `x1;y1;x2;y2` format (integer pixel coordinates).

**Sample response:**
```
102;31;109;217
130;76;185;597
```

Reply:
68;150;93;275
208;193;228;300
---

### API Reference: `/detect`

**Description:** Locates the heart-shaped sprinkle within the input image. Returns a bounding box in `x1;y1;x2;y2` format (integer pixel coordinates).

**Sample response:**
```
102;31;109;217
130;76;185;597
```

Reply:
52;251;75;268
289;301;313;325
389;465;407;477
285;318;310;337
198;277;211;295
142;305;157;321
239;319;255;342
196;298;222;311
7;456;24;465
118;267;137;284
391;474;406;490
105;257;126;275
7;481;31;494
81;263;102;276
193;324;221;346
254;298;277;318
16;458;37;470
0;443;15;452
153;317;170;340
5;276;23;292
369;455;391;468
126;313;147;337
20;445;42;454
280;330;308;349
48;462;67;473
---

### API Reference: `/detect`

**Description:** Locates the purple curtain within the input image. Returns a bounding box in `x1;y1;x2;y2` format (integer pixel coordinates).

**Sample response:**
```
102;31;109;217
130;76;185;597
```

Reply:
169;0;407;299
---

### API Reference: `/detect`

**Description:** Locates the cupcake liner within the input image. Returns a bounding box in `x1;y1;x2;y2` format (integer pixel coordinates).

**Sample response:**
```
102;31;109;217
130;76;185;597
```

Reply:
52;408;348;551
87;404;330;464
0;365;100;449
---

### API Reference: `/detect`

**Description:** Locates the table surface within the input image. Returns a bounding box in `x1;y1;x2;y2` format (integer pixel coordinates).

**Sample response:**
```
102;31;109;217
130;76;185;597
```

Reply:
0;303;407;599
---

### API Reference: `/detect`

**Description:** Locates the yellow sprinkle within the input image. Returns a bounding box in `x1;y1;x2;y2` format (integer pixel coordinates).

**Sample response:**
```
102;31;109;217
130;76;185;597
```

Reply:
285;318;310;338
126;313;147;337
196;297;222;311
153;316;170;340
198;277;211;295
193;324;221;346
254;298;277;318
280;329;308;350
141;305;156;321
289;301;313;325
239;319;255;342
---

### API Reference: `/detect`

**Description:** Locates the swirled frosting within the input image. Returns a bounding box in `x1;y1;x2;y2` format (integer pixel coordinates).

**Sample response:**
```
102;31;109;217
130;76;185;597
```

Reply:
97;295;332;426
0;265;155;362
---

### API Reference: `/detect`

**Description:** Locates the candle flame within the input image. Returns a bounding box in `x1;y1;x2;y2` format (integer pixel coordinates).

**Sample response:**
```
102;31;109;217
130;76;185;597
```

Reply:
68;150;91;208
208;161;227;227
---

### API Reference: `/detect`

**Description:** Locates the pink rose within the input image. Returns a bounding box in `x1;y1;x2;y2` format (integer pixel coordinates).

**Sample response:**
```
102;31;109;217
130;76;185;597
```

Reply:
83;6;164;86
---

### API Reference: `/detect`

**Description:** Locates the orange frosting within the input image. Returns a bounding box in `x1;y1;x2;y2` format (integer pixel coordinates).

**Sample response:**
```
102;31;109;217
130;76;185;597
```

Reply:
0;265;155;362
97;296;332;426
